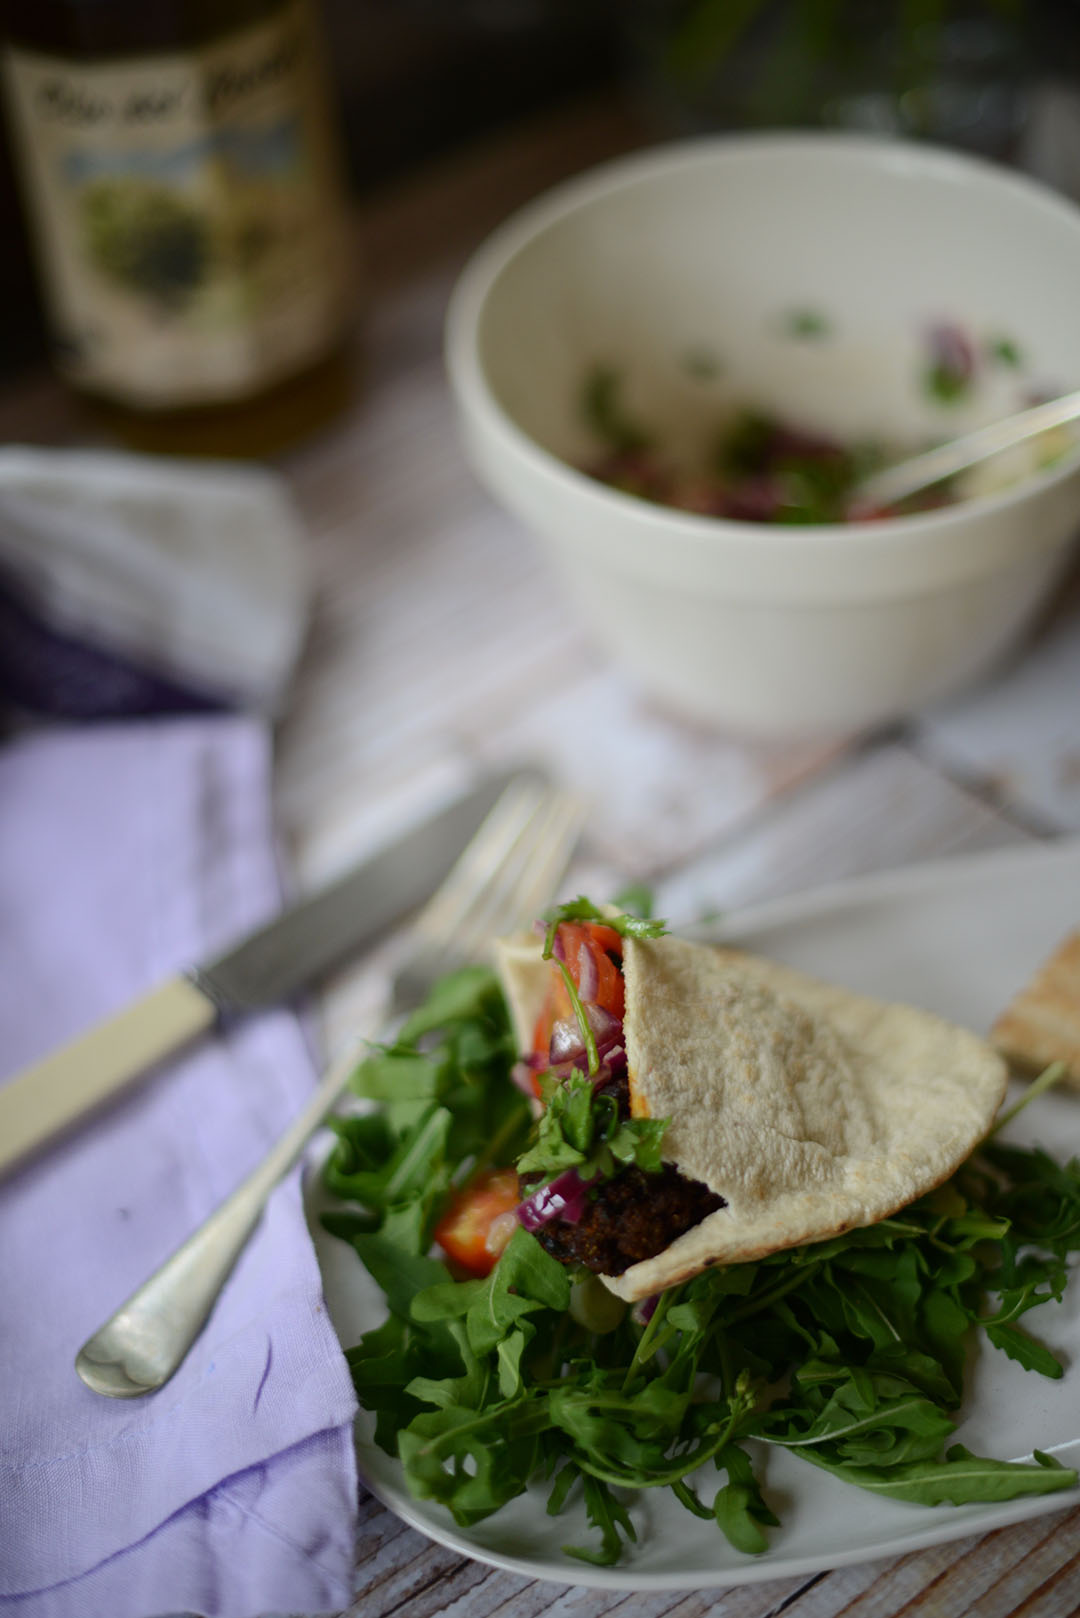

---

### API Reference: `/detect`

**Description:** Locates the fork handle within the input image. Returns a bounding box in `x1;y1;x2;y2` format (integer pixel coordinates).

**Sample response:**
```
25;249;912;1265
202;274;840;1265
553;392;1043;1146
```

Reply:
74;1038;363;1399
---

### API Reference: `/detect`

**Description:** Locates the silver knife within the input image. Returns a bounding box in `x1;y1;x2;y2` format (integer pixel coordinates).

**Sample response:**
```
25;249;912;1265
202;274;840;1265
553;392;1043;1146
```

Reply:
0;768;532;1177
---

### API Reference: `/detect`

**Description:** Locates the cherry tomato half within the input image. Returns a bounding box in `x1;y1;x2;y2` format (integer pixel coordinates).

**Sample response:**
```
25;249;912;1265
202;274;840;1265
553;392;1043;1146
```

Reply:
434;1167;520;1277
531;922;624;1062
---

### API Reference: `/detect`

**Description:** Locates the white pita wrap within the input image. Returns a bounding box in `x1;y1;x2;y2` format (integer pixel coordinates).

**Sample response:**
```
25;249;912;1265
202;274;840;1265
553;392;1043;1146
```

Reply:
495;931;1007;1303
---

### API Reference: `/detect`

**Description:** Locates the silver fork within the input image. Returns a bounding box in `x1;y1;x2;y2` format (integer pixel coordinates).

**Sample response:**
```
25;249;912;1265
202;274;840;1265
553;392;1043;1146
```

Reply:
75;776;583;1400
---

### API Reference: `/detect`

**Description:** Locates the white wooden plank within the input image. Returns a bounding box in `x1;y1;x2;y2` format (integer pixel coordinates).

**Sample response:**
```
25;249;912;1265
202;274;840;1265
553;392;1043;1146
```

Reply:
781;1505;1080;1618
915;562;1080;832
656;743;1030;926
461;662;846;876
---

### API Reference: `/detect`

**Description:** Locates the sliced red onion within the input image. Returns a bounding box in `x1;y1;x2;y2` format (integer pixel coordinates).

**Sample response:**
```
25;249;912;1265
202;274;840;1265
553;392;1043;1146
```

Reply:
551;929;569;966
548;1003;622;1068
510;1060;538;1097
516;1167;591;1230
769;423;846;463
586;1002;621;1052
927;321;975;383
576;939;599;1002
720;475;786;523
549;1015;585;1064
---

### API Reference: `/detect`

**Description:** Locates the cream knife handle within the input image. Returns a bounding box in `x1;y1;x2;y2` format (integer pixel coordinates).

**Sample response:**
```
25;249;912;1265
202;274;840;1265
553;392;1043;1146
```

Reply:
0;978;216;1176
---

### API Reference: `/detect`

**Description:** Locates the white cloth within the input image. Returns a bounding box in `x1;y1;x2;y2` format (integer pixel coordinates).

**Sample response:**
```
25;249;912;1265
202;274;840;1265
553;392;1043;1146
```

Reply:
0;448;309;714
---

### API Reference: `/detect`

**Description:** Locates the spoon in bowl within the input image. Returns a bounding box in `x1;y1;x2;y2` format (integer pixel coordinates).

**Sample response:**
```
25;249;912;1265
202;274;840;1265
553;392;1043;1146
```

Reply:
850;385;1080;515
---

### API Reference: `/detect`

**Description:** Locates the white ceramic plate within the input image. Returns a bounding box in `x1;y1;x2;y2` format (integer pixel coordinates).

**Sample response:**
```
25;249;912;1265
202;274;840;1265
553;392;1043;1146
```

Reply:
309;837;1080;1590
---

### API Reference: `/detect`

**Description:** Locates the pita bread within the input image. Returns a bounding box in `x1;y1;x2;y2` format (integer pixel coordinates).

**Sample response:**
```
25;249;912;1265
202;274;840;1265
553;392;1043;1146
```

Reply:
992;930;1080;1088
496;932;1007;1303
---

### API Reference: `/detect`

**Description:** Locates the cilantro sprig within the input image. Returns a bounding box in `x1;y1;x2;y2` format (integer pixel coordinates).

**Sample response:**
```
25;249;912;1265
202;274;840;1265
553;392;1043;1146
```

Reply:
324;965;1080;1567
539;895;668;961
517;1071;668;1183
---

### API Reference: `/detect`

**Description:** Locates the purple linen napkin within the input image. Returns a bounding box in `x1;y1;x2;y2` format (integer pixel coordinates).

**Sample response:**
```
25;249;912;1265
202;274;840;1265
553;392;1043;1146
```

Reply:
0;718;359;1617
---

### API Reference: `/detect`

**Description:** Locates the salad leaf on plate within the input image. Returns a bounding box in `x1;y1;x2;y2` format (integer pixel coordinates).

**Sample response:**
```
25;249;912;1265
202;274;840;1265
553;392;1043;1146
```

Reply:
322;961;1080;1566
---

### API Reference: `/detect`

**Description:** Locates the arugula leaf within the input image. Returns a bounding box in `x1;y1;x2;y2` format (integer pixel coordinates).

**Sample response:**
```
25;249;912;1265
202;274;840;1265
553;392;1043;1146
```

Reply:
326;957;1080;1569
398;1398;551;1526
563;1474;638;1566
712;1444;779;1554
465;1227;571;1356
791;1444;1078;1505
984;1323;1064;1379
397;963;507;1044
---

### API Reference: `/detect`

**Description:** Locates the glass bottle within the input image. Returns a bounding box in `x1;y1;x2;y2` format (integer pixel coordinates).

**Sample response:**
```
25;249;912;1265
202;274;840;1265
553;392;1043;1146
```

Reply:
1;0;353;455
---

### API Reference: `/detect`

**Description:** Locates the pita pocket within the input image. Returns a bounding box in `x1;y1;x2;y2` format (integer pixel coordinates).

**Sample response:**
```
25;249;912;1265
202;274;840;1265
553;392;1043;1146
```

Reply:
496;932;1007;1303
992;930;1080;1089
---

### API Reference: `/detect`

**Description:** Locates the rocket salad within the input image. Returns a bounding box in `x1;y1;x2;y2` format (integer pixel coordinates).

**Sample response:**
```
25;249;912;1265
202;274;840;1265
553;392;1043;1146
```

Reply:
322;901;1080;1568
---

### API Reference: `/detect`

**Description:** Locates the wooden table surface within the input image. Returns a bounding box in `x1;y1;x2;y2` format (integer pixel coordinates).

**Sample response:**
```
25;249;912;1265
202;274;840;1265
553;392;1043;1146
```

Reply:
5;93;1079;1618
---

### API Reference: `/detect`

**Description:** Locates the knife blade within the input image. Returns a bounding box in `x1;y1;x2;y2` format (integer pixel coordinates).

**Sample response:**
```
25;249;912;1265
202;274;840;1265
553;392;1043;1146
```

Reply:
0;767;534;1177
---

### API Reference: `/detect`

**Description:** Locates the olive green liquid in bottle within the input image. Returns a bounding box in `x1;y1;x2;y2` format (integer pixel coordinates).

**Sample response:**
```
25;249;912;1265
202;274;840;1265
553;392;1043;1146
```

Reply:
1;0;353;455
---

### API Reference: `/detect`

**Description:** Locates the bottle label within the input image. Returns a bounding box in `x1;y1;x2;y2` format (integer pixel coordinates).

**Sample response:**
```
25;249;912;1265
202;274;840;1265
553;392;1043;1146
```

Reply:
2;2;350;408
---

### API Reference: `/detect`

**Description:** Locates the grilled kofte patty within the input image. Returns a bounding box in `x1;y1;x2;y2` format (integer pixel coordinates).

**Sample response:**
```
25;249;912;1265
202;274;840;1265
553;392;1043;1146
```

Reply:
528;1070;725;1277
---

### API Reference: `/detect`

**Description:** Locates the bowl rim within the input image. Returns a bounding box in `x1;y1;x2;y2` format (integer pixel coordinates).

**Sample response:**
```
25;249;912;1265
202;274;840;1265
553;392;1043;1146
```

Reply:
445;129;1080;551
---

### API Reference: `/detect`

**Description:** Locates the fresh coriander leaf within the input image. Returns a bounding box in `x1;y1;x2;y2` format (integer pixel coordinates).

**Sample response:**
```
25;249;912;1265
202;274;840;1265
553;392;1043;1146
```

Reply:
605;1116;668;1175
986;334;1022;368
517;1073;668;1184
581;366;650;454
924;363;972;405
540;896;668;959
611;883;654;918
517;1076;591;1175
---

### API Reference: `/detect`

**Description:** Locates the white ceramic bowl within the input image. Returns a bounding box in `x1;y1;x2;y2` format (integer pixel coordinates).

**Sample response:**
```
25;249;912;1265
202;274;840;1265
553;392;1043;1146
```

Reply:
446;133;1080;736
